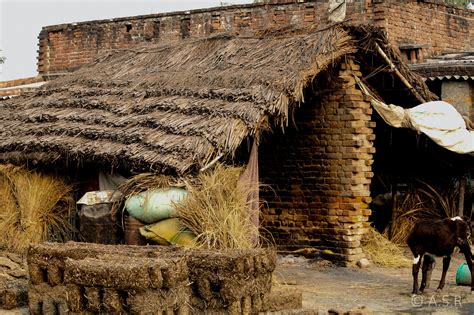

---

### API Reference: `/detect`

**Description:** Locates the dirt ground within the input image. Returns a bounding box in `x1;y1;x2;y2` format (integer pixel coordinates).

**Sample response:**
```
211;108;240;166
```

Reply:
275;251;474;314
3;249;474;314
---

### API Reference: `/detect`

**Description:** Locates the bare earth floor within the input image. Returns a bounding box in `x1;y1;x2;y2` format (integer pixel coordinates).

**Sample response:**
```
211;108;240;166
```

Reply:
275;252;474;314
3;250;474;314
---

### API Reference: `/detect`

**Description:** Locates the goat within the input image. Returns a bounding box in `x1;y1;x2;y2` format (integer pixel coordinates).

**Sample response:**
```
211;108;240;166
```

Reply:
406;216;473;294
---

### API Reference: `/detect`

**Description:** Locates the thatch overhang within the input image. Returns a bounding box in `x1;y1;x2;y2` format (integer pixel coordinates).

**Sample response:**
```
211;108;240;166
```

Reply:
0;24;434;174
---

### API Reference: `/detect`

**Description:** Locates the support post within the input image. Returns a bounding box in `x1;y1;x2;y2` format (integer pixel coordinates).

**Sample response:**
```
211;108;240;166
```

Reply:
459;175;466;217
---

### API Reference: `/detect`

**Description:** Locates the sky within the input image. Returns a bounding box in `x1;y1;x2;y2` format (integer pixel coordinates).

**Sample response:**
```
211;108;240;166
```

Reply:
0;0;254;81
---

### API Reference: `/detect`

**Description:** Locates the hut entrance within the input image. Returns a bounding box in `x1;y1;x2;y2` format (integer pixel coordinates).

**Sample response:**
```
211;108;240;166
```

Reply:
356;52;474;244
367;89;474;245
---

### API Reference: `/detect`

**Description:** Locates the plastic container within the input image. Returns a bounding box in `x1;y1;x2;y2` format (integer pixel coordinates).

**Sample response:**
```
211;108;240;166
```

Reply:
455;262;471;286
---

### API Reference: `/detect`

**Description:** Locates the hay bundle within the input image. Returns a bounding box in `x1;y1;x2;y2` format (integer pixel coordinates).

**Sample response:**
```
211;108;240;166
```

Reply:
118;173;188;199
0;164;74;252
174;164;259;249
362;226;410;268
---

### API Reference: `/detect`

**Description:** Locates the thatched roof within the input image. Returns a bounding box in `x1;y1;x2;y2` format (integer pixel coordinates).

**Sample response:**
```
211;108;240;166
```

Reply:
0;24;433;174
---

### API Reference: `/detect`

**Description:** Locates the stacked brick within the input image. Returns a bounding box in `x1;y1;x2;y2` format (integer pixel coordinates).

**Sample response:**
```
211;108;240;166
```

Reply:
37;2;334;75
27;242;278;314
36;0;472;77
64;256;189;314
259;58;374;265
370;0;473;58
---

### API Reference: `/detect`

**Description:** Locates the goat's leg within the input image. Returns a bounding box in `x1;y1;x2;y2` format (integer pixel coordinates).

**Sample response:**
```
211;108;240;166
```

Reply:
437;255;451;291
412;254;422;294
420;255;435;292
425;254;435;289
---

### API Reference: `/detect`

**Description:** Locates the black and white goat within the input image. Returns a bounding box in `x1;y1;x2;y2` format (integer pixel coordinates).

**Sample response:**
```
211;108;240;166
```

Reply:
407;216;473;294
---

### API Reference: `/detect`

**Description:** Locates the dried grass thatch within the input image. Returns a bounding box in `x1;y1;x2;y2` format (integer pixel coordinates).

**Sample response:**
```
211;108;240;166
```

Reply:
0;164;75;253
362;226;410;268
118;173;188;199
0;24;433;174
174;164;259;249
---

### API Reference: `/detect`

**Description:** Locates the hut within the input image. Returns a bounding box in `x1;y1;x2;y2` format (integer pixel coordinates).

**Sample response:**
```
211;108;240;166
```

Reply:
0;23;439;263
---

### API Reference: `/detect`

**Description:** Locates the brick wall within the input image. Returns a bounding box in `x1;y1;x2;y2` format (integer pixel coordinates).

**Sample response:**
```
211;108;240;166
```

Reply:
372;0;473;58
0;76;43;89
37;0;472;77
38;1;354;74
259;58;374;264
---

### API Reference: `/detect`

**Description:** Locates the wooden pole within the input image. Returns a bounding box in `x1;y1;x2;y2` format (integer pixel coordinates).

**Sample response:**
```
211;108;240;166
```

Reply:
374;43;426;104
459;176;466;217
389;185;398;240
199;154;224;172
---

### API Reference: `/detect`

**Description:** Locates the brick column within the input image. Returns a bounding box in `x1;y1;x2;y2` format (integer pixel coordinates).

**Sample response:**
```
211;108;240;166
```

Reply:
327;57;375;264
260;57;375;265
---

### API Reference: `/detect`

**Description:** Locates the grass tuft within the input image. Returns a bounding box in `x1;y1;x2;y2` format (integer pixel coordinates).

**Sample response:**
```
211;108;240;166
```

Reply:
174;164;260;249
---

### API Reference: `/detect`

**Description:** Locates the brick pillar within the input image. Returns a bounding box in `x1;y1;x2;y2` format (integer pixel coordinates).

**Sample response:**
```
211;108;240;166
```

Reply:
327;57;375;264
260;57;375;265
372;0;388;28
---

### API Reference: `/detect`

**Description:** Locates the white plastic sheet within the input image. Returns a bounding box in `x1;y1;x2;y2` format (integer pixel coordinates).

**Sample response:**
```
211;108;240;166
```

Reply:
371;100;474;154
328;0;346;23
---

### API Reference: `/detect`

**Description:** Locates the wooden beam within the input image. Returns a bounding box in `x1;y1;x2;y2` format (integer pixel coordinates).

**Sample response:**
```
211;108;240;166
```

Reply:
374;43;426;104
459;176;466;217
200;154;224;172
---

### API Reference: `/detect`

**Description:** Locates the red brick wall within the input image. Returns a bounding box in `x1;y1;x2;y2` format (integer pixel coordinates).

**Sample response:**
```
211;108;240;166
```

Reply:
37;0;472;77
0;76;43;88
259;58;374;264
37;1;370;75
372;0;473;57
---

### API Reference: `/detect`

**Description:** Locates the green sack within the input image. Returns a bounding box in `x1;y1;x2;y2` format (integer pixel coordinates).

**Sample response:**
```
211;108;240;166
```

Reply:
125;187;187;224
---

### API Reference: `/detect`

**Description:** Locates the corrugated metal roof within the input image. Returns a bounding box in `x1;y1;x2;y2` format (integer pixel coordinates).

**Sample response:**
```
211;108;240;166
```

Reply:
423;75;474;82
410;52;474;79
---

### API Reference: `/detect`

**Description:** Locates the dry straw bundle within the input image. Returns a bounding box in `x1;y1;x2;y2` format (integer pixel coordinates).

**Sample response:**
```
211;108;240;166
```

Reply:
119;172;188;199
174;164;259;250
362;226;410;268
0;164;75;252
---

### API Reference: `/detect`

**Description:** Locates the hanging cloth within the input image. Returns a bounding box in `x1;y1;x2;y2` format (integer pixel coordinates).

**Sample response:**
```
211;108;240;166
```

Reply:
238;138;260;245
